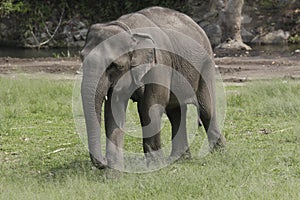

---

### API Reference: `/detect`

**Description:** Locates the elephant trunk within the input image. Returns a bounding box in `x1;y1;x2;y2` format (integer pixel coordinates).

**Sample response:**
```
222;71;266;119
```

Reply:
81;72;110;169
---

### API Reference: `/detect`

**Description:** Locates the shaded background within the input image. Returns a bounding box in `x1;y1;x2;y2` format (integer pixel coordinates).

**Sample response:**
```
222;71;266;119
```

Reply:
0;0;299;49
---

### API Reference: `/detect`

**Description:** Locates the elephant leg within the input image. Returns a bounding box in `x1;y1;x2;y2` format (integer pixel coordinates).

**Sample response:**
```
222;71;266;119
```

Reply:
104;89;128;170
197;75;226;150
138;84;168;166
166;104;191;160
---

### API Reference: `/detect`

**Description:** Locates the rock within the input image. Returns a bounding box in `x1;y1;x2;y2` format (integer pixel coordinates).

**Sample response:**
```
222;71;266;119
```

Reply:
0;23;9;39
73;31;81;41
203;11;218;21
241;14;252;24
80;29;88;40
192;17;203;24
45;21;54;30
67;17;87;29
63;25;71;35
26;36;36;45
251;29;290;44
203;24;222;47
62;25;73;43
0;23;7;30
73;28;88;41
62;18;88;43
77;21;86;29
0;23;8;35
75;41;85;47
66;35;74;44
82;19;89;27
241;27;255;43
41;32;48;40
199;21;210;28
216;39;252;51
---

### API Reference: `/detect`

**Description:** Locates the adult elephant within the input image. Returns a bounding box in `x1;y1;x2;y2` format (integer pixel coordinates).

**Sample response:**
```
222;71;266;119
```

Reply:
80;6;226;170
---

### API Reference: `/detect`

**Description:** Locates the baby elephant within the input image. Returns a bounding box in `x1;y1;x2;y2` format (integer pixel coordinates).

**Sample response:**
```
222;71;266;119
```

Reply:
81;6;226;170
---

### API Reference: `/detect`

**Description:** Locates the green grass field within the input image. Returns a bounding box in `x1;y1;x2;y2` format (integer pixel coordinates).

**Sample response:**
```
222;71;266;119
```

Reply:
0;76;299;199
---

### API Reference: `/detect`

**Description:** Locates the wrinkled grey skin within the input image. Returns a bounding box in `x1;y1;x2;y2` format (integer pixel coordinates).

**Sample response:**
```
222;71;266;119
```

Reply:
81;7;226;170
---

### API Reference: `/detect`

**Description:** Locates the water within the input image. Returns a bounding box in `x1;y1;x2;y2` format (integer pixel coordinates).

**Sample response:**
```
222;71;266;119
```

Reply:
0;46;81;58
215;44;300;57
0;44;299;58
250;44;300;57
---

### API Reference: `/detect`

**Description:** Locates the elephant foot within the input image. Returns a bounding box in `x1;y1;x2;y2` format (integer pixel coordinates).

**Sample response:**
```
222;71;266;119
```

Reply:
104;168;123;179
178;149;192;160
169;149;191;163
90;153;107;169
145;149;165;168
107;160;124;171
209;134;226;152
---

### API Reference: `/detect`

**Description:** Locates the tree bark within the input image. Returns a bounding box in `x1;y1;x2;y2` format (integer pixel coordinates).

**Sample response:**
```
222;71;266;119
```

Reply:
218;0;251;50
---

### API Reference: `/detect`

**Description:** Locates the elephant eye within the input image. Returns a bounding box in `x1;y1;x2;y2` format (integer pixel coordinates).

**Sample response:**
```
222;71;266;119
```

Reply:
106;63;115;73
116;64;124;70
106;62;124;73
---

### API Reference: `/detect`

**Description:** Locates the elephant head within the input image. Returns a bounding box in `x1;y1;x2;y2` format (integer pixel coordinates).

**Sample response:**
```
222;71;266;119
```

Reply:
80;23;157;168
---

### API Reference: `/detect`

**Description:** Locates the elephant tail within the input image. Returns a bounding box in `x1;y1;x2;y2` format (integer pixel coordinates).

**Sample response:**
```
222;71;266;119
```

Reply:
198;118;203;127
197;109;203;127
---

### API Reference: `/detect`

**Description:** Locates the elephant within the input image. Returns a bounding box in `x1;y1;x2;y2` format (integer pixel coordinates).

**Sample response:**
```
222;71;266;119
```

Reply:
80;6;226;170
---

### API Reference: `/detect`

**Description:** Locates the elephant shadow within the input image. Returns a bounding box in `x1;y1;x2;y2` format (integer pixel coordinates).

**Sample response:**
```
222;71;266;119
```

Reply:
40;159;107;182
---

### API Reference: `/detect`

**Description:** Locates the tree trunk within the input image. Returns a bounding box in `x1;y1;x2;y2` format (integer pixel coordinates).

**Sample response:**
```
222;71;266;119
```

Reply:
218;0;251;50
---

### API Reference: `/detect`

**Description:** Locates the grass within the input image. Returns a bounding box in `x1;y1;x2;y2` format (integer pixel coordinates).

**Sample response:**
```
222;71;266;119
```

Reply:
0;75;300;199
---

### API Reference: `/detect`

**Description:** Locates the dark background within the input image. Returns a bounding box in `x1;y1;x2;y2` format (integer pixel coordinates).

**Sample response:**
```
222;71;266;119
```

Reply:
0;0;299;48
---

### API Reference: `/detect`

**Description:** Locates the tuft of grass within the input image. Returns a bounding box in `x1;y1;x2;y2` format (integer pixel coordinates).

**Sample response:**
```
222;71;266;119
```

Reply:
0;76;299;199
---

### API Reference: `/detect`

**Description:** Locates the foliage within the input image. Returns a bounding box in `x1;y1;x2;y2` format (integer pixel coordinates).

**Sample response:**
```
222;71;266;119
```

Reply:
0;0;29;16
288;34;300;44
0;0;189;47
0;76;299;199
0;0;188;22
254;0;294;10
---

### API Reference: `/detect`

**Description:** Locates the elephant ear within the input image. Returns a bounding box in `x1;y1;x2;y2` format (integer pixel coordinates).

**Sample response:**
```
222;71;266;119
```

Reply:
131;33;157;65
130;33;157;86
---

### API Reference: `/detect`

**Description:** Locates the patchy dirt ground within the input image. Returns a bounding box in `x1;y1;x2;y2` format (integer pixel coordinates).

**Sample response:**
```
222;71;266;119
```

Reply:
0;57;81;74
0;54;299;81
215;55;300;82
